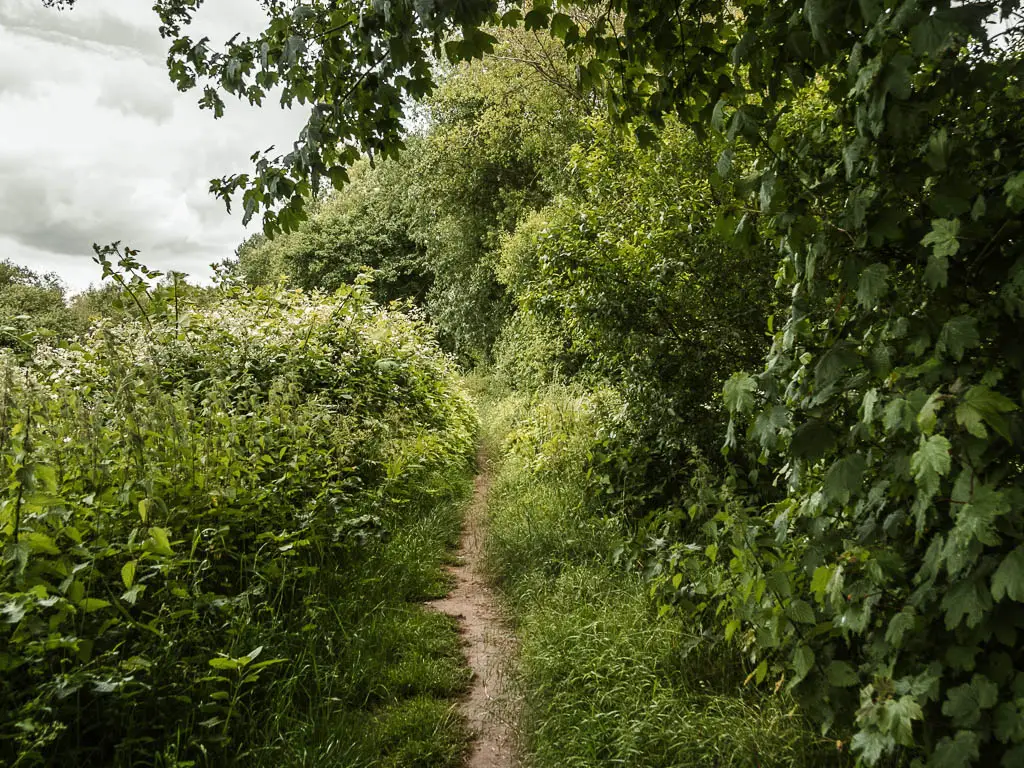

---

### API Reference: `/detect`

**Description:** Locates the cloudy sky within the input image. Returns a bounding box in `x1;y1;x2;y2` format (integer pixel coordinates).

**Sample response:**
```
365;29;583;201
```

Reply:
0;0;308;293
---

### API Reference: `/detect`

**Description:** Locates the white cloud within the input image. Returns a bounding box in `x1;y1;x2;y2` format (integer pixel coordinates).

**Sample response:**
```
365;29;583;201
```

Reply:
0;0;308;293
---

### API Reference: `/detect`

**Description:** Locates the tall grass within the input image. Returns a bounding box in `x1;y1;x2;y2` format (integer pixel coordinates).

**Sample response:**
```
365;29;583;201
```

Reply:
243;480;473;768
477;380;850;768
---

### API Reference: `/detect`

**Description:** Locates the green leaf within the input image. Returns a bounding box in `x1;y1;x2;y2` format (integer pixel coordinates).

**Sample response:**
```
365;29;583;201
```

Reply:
925;128;950;171
711;99;728;133
724;619;741;641
723;373;757;414
791;419;835;461
786;599;816;624
1004;171;1024;213
861;388;879;425
121;584;145;605
885;608;916;648
804;0;831;44
879;695;923;746
958;385;1018;441
843;136;867;179
967;384;1016;412
851;729;888;764
716;148;734;177
523;8;550;31
911;15;957;57
991;545;1024;603
917;391;945;435
929;731;980;768
79;598;111;613
856;263;889;308
941;675;998;728
34;465;57;493
759;171;777;212
499;8;523;27
828;660;858;687
814;342;859;391
921;219;960;288
994;702;1024;743
754;659;768;684
810;565;834;601
883;52;914;100
925;249;946;288
884;398;914;432
824;454;867;504
549;13;575;40
250;658;287;671
209;657;242;671
751;405;789;449
144;527;174;558
955;402;988;438
937;316;979;361
949;473;1007;552
121;561;137;590
911;434;951;498
23;532;60;556
941;579;991;630
792;644;814;682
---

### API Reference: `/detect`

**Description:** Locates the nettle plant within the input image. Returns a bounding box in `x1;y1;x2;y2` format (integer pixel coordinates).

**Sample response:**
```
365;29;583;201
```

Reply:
0;262;474;765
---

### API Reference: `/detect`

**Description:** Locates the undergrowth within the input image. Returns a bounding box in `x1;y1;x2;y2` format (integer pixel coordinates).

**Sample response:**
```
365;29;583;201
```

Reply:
0;282;474;767
473;376;851;768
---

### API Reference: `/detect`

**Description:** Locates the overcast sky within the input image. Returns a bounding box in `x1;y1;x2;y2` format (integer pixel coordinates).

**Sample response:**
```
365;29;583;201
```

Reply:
0;0;308;293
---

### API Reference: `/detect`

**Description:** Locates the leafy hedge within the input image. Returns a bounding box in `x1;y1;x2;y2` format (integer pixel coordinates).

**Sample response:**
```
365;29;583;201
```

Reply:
495;117;777;517
0;284;475;766
579;3;1024;766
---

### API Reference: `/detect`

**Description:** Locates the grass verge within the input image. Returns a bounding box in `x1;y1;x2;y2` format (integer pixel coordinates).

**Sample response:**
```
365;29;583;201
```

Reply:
244;470;475;767
474;378;850;768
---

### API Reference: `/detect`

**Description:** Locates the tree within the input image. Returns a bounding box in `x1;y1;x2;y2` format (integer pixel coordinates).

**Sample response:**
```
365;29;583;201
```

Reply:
495;116;778;518
405;23;592;359
224;154;430;305
0;260;79;346
40;2;588;236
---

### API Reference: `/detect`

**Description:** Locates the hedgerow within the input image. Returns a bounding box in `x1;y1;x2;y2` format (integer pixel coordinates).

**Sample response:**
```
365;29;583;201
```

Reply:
0;279;475;766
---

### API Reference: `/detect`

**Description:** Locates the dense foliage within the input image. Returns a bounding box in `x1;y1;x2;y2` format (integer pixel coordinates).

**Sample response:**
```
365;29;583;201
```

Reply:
475;380;843;767
225;156;430;305
231;28;591;360
0;261;80;348
32;1;1024;766
404;29;591;358
0;270;475;766
592;5;1024;767
496;118;777;513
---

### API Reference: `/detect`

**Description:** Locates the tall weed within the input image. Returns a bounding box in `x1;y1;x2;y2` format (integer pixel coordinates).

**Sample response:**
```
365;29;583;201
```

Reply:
0;284;475;766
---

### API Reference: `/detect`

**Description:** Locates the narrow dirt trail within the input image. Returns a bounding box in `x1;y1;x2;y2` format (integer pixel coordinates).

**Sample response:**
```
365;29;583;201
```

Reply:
427;453;518;768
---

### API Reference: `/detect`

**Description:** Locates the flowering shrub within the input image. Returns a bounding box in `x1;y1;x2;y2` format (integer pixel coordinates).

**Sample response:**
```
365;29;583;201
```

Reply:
0;283;475;765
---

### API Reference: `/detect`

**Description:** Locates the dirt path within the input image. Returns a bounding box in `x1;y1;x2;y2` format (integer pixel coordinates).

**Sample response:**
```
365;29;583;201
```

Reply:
427;453;517;768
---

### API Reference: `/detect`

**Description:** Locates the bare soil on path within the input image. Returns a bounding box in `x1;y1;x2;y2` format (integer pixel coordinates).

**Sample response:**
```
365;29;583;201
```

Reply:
427;454;518;768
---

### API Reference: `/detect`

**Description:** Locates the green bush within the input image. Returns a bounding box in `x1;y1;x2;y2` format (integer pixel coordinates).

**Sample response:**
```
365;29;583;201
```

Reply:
0;260;81;348
480;387;840;768
0;283;475;766
225;157;431;306
405;27;592;361
495;118;778;522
